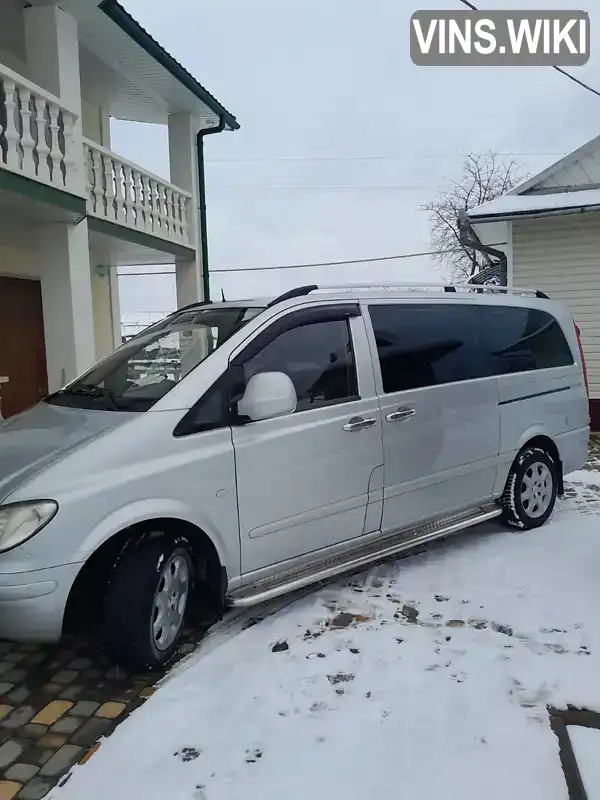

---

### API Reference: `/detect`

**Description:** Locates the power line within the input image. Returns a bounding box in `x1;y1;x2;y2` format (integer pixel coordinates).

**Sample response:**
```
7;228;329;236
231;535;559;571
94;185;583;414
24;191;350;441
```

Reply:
209;184;436;191
118;248;439;277
457;0;600;99
553;66;600;100
119;270;176;277
206;151;565;164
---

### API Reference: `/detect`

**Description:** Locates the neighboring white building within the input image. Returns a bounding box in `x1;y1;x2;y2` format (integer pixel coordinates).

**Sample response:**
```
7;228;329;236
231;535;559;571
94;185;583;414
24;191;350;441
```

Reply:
466;135;600;430
0;0;237;418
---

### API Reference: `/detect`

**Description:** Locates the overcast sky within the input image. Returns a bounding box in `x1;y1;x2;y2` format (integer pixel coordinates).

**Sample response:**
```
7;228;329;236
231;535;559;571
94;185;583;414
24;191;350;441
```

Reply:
112;0;600;320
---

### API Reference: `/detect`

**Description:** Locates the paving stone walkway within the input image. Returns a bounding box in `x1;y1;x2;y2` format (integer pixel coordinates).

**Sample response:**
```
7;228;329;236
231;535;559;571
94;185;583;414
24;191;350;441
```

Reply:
586;433;600;466
0;628;202;799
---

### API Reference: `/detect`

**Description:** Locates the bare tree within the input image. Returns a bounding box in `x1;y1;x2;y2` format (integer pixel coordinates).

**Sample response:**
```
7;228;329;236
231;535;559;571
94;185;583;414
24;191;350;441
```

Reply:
422;151;529;281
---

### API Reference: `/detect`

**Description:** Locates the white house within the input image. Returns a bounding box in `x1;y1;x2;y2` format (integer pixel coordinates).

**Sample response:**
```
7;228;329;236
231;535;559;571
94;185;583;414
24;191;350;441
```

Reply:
0;0;238;418
466;134;600;430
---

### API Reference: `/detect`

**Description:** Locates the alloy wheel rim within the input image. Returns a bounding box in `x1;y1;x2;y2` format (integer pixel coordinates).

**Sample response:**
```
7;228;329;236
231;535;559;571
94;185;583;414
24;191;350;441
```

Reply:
151;552;190;651
520;462;553;519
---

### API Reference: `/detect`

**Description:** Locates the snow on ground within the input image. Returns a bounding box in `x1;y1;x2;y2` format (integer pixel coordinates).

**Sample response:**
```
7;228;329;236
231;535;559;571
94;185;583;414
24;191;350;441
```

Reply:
51;474;600;800
563;469;600;486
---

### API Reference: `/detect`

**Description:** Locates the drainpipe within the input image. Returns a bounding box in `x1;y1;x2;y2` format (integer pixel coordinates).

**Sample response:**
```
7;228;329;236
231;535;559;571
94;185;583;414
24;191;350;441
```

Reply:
196;116;226;303
457;209;508;285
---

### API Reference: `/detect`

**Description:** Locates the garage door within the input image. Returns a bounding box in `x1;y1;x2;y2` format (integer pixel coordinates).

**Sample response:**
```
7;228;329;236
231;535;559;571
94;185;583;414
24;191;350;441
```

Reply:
0;276;48;418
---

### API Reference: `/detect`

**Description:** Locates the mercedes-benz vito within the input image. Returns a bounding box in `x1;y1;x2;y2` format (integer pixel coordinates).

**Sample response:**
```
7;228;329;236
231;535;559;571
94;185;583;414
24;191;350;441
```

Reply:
0;283;589;670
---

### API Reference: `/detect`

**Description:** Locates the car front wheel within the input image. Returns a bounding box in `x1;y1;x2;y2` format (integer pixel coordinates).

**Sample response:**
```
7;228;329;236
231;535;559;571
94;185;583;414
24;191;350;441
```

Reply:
102;536;194;672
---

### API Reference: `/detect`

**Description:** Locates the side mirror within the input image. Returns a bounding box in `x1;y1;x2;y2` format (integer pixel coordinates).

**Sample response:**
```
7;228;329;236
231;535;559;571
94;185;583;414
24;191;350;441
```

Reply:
237;371;297;421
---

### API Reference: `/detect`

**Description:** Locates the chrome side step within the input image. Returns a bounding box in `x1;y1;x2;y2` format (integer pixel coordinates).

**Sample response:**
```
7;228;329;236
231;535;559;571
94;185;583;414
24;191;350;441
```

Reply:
228;505;502;608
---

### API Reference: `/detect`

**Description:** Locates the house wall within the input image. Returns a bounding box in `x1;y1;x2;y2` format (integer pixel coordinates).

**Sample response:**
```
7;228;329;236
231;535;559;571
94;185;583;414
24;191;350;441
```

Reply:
0;45;26;75
81;97;104;144
0;242;39;282
512;212;600;425
0;0;26;75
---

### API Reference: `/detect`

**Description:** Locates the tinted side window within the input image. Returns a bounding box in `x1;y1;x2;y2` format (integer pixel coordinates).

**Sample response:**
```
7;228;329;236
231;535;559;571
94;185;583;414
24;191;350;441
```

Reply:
480;306;574;375
368;304;484;393
239;319;359;412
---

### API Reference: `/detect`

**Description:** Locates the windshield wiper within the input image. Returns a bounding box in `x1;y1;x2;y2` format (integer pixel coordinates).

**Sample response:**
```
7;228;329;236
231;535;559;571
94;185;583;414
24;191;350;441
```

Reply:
59;384;120;411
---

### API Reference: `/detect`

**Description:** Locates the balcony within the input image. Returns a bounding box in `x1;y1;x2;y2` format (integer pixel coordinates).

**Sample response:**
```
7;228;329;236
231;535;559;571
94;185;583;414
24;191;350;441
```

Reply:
0;63;192;250
84;141;192;248
0;63;78;193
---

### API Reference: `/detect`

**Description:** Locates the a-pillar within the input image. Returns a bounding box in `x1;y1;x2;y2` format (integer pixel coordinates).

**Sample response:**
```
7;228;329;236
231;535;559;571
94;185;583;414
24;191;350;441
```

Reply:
168;113;203;307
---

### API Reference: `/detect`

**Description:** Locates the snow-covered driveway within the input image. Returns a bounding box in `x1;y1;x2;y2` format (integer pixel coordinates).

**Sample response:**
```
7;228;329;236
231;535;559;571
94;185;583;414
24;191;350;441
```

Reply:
51;472;600;800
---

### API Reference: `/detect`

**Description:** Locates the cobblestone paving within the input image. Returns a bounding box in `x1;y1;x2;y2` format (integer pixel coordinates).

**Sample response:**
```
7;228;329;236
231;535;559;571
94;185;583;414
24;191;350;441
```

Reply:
0;628;202;799
586;433;600;466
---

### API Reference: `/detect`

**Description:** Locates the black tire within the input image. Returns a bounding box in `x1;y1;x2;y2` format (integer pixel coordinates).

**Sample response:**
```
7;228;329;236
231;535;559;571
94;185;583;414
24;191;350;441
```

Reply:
500;446;558;530
101;536;194;672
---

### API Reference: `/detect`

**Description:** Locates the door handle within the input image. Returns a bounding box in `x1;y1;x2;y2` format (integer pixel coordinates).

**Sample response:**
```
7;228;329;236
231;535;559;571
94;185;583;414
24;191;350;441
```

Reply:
343;416;377;432
386;407;416;423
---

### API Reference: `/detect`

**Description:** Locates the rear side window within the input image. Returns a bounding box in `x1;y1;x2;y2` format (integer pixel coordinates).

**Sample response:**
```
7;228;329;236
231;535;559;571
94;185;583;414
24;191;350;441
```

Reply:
368;303;484;393
480;306;574;375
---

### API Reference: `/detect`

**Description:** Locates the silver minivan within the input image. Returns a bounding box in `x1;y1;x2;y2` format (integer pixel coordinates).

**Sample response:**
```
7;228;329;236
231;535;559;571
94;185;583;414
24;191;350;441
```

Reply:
0;283;590;670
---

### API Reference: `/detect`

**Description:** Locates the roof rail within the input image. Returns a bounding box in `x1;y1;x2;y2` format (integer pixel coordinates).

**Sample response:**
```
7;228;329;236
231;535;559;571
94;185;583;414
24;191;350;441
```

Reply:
168;300;212;315
309;282;542;295
264;282;549;308
267;285;318;307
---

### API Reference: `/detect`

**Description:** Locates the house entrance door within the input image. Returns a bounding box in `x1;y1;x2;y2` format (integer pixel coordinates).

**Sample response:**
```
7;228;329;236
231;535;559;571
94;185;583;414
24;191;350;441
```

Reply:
0;276;48;418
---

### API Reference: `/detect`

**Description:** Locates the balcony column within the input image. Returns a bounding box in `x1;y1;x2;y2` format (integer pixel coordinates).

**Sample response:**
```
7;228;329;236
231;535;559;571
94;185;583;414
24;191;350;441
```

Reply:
24;4;85;194
90;264;122;361
100;109;112;149
24;4;95;389
38;222;96;392
109;268;123;347
168;113;203;307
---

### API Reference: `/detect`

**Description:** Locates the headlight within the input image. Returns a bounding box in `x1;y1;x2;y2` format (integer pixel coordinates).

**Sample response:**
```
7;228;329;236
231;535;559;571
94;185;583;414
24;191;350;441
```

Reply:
0;501;58;553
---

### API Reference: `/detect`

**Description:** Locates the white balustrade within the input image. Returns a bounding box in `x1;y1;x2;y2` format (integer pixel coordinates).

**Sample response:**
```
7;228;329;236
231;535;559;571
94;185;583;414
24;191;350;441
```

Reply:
84;139;192;246
0;64;78;191
0;62;192;249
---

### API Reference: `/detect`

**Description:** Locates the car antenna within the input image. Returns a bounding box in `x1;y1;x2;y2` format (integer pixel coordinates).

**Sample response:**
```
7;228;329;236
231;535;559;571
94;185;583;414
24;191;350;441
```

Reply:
221;289;226;301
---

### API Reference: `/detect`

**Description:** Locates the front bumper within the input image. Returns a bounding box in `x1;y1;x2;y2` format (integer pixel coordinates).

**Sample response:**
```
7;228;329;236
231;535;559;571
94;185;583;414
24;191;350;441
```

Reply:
0;562;82;642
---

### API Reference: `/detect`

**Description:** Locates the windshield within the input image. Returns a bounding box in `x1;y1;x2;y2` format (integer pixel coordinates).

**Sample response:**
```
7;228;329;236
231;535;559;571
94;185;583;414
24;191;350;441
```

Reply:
45;305;265;412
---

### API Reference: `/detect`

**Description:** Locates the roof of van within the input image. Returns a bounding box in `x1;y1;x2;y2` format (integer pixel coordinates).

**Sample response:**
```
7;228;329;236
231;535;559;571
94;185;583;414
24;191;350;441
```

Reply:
174;283;554;315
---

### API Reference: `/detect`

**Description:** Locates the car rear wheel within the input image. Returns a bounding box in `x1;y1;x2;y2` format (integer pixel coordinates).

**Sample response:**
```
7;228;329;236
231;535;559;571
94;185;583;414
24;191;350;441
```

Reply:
101;536;194;672
500;446;558;530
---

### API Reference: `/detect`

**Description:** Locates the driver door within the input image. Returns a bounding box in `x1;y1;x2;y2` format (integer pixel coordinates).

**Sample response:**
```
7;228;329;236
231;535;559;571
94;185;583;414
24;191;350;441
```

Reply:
230;304;384;577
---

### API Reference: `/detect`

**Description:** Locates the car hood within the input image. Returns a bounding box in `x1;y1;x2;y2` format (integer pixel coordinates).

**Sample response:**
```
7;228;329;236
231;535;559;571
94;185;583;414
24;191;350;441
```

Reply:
0;402;135;503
